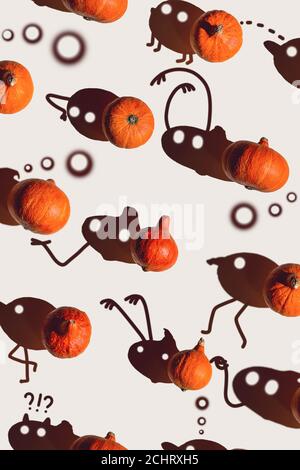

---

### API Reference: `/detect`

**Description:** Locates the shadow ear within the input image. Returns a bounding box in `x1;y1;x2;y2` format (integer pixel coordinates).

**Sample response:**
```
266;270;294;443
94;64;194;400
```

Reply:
163;329;176;346
264;41;280;56
22;414;29;423
161;442;177;450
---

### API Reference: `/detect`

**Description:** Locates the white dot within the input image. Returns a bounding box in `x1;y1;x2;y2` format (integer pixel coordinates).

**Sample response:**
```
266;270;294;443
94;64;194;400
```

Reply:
15;305;24;314
235;207;254;226
177;11;188;22
162;353;169;360
298;378;300;383
287;46;298;57
186;445;195;450
265;380;279;396
161;3;172;14
245;371;260;386
25;25;40;42
173;130;185;144
119;229;130;242
37;428;46;437
137;346;144;353
85;112;96;123
2;30;13;40
192;135;204;149
57;35;81;59
234;257;246;270
69;106;80;118
270;205;281;216
89;219;101;233
69;153;89;171
20;425;29;435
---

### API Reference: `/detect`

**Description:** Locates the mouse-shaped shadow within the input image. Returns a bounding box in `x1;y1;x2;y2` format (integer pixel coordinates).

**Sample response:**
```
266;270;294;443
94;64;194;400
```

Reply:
0;297;55;383
150;68;232;182
265;38;300;88
100;295;179;383
201;253;278;349
9;414;79;450
212;356;300;428
0;168;20;226
31;0;69;11
148;1;204;65
31;207;141;267
46;89;118;141
161;439;227;450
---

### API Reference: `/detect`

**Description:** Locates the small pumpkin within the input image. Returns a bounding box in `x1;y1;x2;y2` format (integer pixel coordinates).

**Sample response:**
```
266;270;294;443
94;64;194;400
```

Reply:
43;307;92;359
191;10;243;62
0;61;34;114
222;137;289;192
8;178;70;235
291;387;300;424
71;432;127;450
103;96;155;149
131;216;178;272
263;264;300;316
61;0;128;23
168;338;212;391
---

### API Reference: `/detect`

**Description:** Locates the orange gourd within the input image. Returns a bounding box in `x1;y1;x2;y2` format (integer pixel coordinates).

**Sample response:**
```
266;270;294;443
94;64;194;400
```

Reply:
191;10;243;62
0;61;34;114
263;264;300;317
168;338;212;391
103;96;155;149
131;216;178;272
43;307;92;359
222;137;289;192
62;0;128;23
71;432;127;450
8;179;70;235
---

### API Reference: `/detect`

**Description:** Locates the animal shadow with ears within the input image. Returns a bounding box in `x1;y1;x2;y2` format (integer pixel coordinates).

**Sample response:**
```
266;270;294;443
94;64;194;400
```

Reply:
211;356;300;429
0;297;56;383
162;439;238;451
100;295;179;384
9;414;79;450
150;68;232;182
147;1;205;65
31;206;141;267
265;38;300;88
201;253;278;349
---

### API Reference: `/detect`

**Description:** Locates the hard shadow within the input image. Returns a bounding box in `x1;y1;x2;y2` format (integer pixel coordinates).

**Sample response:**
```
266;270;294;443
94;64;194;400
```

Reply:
46;89;118;141
151;68;232;182
9;414;79;450
0;168;20;226
100;295;179;384
31;0;69;12
31;207;141;266
0;297;55;383
265;38;300;87
148;1;204;64
161;439;226;450
202;253;278;348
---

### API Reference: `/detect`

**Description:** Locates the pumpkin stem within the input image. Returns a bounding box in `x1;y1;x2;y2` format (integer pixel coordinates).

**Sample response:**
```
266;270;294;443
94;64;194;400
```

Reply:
106;432;116;442
259;137;269;147
287;274;300;289
2;71;16;87
57;319;75;335
128;114;139;125
194;337;205;351
201;21;223;36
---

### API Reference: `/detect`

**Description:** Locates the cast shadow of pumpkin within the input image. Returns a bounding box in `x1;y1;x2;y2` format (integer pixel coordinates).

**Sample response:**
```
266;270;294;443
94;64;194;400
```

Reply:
201;253;278;349
150;68;232;182
100;295;179;384
31;0;70;12
46;88;118;141
212;356;300;429
0;297;55;383
31;207;141;266
9;414;79;450
0;168;20;226
148;0;204;65
265;38;300;88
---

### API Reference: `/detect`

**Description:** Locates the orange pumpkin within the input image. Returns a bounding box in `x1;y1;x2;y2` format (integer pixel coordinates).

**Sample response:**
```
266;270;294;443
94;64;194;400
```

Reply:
8;179;70;235
0;61;34;114
291;388;300;424
103;96;155;149
71;432;127;450
62;0;128;23
168;338;212;391
191;10;243;62
43;307;92;359
131;216;178;272
263;264;300;317
222;137;289;192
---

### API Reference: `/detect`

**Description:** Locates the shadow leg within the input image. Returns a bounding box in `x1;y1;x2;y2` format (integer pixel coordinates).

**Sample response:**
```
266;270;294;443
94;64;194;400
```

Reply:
147;33;155;47
154;42;162;52
234;305;248;349
201;298;236;335
176;54;187;63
